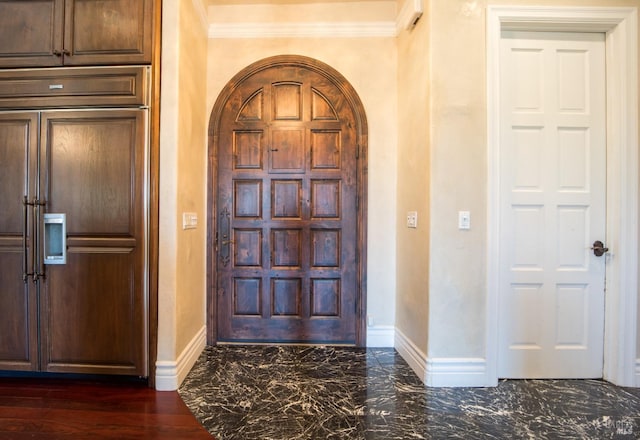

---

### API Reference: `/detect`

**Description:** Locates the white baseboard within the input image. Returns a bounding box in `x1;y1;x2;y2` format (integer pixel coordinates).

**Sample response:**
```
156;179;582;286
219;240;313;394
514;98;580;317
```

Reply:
367;325;395;347
425;357;488;387
636;359;640;387
394;327;428;382
394;327;490;387
155;325;206;391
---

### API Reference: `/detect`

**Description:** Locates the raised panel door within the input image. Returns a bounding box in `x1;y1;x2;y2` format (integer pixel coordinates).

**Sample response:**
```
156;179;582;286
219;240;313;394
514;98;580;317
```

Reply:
0;0;152;68
217;65;359;343
0;113;39;370
498;32;606;378
0;0;65;67
63;0;152;65
39;110;146;375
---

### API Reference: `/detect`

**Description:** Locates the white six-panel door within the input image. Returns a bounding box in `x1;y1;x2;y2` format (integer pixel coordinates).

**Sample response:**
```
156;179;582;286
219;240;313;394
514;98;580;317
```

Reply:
498;31;606;378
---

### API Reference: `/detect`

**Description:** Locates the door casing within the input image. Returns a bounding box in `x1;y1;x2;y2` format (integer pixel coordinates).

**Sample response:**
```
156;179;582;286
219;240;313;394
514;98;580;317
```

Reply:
206;55;369;346
487;6;639;387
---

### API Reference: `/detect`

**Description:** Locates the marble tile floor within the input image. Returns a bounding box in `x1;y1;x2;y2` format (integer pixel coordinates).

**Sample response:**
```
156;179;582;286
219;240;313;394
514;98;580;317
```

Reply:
179;345;640;440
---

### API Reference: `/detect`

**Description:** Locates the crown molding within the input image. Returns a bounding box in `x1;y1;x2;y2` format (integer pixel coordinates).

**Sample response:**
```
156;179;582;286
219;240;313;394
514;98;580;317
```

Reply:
209;21;397;38
207;0;423;38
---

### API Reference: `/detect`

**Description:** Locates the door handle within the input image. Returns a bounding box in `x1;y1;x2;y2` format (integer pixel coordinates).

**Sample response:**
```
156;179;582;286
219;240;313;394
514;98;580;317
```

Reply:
591;240;609;257
23;197;46;282
22;196;30;283
219;207;231;267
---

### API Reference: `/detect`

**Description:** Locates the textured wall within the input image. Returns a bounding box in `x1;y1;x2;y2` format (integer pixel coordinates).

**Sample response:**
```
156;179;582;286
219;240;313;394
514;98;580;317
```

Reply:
395;4;430;353
427;0;640;370
158;0;209;372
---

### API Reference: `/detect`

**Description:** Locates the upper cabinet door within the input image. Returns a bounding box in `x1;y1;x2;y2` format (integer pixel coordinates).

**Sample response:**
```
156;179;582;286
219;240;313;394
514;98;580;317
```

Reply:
63;0;152;66
0;0;152;68
0;0;65;67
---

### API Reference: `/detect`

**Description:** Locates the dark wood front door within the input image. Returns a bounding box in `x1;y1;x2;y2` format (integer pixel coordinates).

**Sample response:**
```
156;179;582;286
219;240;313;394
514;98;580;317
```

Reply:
210;56;367;345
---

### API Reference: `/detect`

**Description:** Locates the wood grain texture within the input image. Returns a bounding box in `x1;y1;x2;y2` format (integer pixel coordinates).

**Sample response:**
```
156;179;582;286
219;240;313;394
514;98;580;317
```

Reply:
0;113;39;371
0;378;213;439
208;55;368;346
0;0;152;68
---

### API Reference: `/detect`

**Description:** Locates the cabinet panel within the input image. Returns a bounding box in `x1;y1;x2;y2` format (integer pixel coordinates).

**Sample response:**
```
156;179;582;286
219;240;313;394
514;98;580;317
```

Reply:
44;251;142;374
0;0;64;68
39;110;147;375
0;67;148;108
0;113;38;371
0;0;152;68
64;0;152;66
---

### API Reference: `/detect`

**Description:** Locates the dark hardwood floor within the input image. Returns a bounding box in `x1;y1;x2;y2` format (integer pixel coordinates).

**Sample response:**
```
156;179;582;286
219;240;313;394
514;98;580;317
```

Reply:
0;378;213;439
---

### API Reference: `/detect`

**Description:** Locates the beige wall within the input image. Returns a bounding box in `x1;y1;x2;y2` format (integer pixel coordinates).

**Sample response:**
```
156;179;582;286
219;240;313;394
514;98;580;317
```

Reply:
175;0;209;354
158;0;208;368
157;0;639;387
428;0;640;364
206;29;399;330
395;3;430;352
210;0;395;23
428;0;487;358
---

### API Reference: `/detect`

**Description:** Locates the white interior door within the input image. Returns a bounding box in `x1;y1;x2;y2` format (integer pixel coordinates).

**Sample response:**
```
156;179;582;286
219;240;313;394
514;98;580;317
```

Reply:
497;31;606;378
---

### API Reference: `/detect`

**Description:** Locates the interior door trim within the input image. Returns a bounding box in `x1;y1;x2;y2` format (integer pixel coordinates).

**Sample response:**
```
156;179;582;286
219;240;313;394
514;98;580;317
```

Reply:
486;6;639;387
206;55;369;346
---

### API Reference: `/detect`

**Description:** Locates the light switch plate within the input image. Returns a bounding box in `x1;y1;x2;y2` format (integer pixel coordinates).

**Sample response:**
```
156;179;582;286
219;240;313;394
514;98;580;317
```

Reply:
407;211;418;228
182;212;198;230
458;211;470;230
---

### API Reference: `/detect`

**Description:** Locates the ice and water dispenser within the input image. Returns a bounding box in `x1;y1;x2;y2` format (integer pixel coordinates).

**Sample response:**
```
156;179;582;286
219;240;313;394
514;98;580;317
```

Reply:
43;213;66;265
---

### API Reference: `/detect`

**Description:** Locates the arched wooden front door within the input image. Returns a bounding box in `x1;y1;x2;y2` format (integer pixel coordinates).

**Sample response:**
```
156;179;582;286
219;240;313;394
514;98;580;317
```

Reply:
207;56;368;345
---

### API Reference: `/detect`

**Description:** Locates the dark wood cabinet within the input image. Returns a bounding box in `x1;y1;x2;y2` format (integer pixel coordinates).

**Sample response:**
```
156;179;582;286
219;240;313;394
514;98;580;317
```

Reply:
0;0;152;68
0;113;39;372
0;66;148;108
0;73;149;376
0;0;156;378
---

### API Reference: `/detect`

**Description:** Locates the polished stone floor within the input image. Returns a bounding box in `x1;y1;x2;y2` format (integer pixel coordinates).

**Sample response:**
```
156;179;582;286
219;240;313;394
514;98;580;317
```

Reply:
178;345;640;439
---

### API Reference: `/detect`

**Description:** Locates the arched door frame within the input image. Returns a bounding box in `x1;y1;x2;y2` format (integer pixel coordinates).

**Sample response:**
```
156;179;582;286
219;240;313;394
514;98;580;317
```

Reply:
206;55;369;346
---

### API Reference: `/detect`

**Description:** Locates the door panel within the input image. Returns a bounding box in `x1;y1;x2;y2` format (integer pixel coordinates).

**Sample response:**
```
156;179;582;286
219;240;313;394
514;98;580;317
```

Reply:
39;110;146;375
0;0;64;67
64;0;152;65
498;32;606;378
217;65;359;344
0;113;38;370
0;0;152;68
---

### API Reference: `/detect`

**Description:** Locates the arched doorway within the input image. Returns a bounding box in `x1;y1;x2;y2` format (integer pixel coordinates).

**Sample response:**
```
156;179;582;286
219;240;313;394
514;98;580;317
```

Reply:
207;55;368;346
